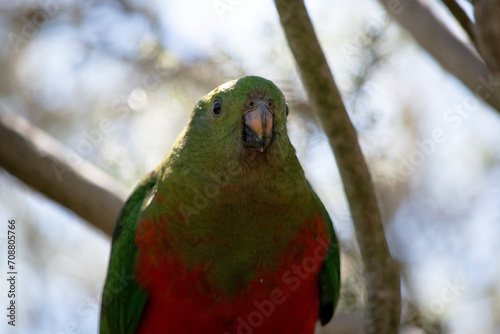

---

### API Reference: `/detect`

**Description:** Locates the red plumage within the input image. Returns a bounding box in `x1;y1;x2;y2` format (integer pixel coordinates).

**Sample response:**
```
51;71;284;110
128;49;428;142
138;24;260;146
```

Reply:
134;216;329;333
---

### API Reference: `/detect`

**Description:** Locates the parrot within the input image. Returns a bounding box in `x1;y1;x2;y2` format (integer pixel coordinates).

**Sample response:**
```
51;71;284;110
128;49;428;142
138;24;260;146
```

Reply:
99;76;340;334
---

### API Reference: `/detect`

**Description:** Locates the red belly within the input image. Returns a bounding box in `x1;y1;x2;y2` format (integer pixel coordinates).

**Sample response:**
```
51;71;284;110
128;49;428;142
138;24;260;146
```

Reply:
135;217;328;334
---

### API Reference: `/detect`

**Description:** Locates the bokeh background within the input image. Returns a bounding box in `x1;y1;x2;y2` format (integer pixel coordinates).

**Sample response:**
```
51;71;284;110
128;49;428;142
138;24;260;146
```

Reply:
1;0;499;333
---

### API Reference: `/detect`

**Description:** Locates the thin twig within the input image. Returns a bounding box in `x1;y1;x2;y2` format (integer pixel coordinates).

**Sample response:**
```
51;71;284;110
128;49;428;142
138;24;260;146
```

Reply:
441;0;476;43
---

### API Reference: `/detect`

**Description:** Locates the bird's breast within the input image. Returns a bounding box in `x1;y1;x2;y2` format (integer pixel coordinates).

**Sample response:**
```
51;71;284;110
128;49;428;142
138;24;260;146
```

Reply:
134;212;329;334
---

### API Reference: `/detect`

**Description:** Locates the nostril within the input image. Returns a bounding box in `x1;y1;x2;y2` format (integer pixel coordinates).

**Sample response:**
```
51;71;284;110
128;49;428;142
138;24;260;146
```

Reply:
268;101;273;109
249;101;254;108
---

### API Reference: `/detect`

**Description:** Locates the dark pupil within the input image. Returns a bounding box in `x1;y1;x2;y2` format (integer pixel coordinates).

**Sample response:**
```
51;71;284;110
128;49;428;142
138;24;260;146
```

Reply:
285;105;289;116
212;102;222;116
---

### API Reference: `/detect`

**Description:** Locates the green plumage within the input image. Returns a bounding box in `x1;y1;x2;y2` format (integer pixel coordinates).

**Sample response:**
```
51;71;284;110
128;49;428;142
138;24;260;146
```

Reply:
100;174;154;333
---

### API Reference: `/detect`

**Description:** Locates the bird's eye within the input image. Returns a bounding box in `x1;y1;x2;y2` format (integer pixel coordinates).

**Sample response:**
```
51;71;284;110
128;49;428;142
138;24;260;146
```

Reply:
285;104;289;116
212;99;223;117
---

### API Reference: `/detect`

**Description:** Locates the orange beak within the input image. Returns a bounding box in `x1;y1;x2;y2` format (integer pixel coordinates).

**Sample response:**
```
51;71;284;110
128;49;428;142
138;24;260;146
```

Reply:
243;100;273;152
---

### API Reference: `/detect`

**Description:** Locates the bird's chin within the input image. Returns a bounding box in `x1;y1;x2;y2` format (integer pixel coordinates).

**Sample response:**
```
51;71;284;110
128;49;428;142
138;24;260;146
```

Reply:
239;144;270;167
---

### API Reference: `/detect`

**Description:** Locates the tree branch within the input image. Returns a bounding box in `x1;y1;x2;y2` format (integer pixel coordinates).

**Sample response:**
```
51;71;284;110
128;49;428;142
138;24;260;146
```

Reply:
378;0;500;114
273;1;401;333
473;0;500;73
441;0;476;43
0;111;126;237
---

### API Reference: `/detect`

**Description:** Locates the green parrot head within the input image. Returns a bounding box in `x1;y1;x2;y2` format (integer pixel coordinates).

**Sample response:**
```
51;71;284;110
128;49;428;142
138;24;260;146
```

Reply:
171;76;293;170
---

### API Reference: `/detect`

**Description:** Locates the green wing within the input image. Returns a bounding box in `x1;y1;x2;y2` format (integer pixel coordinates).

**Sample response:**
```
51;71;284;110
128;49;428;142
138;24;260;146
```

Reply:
100;172;158;334
309;183;341;325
